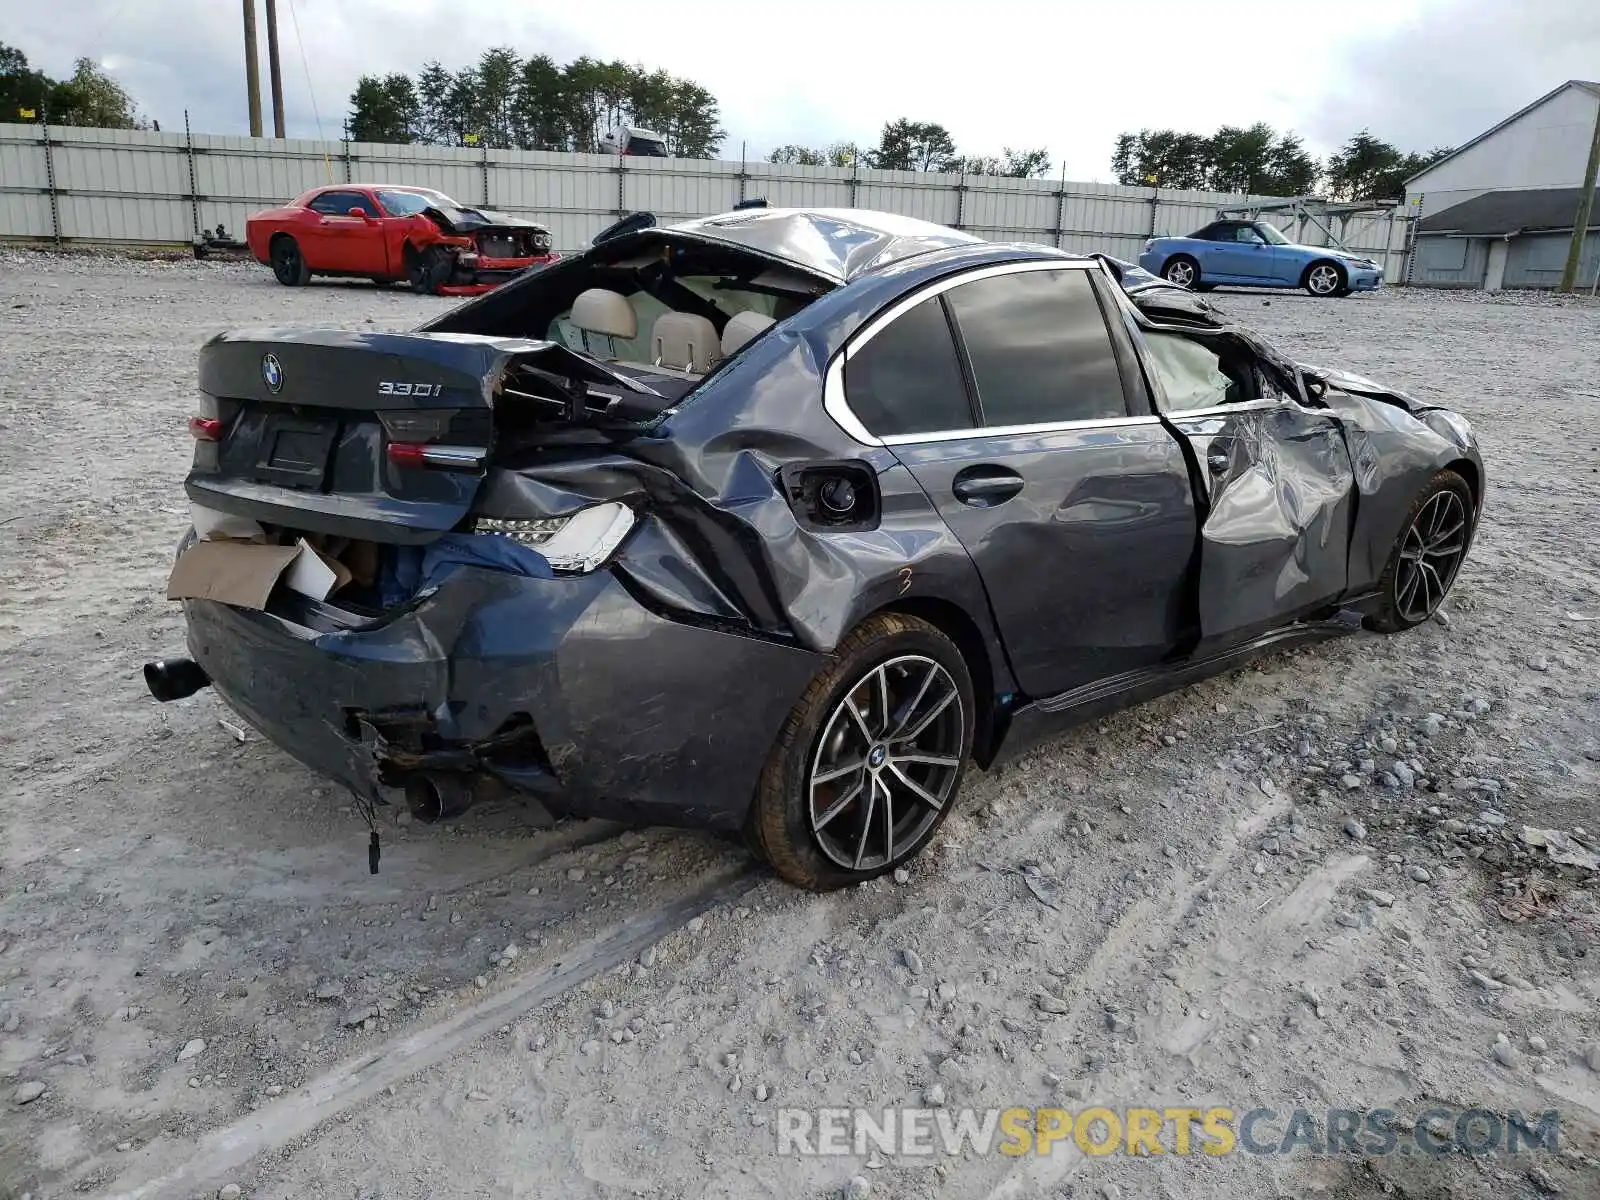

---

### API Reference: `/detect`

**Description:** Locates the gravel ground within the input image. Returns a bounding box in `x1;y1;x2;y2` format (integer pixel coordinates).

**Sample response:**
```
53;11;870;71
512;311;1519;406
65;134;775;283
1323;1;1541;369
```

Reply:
1;251;1598;1200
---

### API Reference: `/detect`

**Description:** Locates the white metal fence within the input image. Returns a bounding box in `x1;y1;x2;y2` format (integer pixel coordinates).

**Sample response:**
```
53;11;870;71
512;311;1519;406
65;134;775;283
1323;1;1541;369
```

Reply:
0;122;1408;274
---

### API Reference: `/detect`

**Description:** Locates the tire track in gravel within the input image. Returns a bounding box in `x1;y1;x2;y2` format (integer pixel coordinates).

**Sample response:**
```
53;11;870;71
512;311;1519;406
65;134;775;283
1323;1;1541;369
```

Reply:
93;866;759;1200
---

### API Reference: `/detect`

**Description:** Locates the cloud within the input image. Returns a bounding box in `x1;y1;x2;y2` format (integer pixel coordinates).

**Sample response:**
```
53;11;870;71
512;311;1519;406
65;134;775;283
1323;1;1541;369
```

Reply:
20;0;1581;179
1305;0;1600;153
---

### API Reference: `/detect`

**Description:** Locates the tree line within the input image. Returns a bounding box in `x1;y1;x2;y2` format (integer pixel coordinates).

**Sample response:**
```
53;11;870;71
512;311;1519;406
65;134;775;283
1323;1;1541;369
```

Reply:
1111;122;1453;201
768;119;1052;177
347;49;723;157
1;41;146;128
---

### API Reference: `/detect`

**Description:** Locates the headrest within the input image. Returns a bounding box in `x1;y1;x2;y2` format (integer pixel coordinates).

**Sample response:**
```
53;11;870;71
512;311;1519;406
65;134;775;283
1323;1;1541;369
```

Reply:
720;311;775;357
570;288;637;340
651;312;720;373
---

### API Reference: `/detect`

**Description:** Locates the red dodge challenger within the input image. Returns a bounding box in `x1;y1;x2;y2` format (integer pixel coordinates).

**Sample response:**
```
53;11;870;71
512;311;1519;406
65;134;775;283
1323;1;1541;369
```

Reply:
245;184;558;296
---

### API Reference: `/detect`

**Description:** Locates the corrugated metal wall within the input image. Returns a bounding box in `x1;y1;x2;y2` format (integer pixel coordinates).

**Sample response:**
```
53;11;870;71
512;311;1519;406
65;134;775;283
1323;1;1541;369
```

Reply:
1410;236;1491;287
0;122;1405;274
1503;231;1600;289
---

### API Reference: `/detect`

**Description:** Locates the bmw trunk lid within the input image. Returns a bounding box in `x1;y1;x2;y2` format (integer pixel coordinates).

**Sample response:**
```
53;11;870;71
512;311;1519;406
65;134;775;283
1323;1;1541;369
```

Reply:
189;328;518;544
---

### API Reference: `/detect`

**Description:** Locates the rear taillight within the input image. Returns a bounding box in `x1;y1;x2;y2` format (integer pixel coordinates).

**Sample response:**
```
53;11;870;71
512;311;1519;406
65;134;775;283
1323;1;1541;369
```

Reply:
188;416;223;441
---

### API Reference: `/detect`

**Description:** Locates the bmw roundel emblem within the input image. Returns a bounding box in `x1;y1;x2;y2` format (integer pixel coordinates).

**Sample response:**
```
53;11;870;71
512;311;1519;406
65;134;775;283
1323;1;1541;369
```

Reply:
262;353;284;393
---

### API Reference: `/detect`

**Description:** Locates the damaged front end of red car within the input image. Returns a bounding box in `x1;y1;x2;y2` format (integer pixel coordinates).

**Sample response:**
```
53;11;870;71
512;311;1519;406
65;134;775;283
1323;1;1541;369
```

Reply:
418;207;559;295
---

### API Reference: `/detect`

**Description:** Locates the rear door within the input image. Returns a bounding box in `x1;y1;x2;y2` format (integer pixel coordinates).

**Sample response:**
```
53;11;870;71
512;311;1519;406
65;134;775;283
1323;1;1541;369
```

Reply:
1136;327;1354;649
840;261;1198;699
303;190;386;274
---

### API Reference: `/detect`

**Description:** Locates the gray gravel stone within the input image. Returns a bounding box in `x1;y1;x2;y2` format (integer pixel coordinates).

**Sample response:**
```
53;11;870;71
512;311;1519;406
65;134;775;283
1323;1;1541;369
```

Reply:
177;1038;206;1061
1343;818;1368;840
1036;993;1068;1014
843;1176;872;1200
1493;1041;1523;1069
13;1081;45;1105
218;1186;243;1200
1409;866;1433;882
902;948;923;976
923;1083;946;1106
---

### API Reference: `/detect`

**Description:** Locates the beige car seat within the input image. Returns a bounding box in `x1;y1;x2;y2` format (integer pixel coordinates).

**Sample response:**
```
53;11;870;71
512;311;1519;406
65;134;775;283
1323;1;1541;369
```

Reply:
720;311;775;357
651;312;721;375
569;288;637;358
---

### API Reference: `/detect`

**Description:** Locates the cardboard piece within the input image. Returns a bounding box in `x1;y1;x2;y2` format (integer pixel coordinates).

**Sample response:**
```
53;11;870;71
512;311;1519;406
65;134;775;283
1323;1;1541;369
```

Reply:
166;538;355;610
284;538;354;601
190;501;265;542
166;540;302;609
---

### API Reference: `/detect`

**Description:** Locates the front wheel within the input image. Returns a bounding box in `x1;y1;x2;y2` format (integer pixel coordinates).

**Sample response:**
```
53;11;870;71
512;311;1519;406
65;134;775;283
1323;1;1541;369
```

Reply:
1162;256;1200;289
1304;261;1346;297
1365;469;1475;633
406;246;452;295
747;613;974;890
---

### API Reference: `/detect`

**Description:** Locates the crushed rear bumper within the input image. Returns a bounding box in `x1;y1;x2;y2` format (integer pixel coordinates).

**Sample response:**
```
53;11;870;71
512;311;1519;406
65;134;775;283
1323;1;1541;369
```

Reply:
182;560;820;829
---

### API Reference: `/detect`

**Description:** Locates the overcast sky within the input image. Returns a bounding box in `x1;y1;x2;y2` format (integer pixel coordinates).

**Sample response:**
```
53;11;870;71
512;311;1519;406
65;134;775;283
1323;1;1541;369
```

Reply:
7;0;1599;176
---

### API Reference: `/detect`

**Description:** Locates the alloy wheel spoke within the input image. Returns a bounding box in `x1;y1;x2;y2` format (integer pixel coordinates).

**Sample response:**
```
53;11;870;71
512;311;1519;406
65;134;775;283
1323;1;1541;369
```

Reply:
891;664;939;738
853;780;878;869
1397;566;1423;614
844;695;875;744
880;776;895;863
872;665;892;735
813;758;866;786
891;751;961;769
813;777;864;832
1424;539;1464;558
898;688;956;743
819;774;870;832
887;762;945;813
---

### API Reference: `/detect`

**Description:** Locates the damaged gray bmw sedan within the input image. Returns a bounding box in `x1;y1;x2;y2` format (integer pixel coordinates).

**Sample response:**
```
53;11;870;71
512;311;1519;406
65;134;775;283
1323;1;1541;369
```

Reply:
145;207;1484;889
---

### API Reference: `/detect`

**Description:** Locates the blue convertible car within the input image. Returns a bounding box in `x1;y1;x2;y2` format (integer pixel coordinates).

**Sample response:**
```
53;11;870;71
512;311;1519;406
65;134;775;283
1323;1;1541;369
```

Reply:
1138;219;1383;297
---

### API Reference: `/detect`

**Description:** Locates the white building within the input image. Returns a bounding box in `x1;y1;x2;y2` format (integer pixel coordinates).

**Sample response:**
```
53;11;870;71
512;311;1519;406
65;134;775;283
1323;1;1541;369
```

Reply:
1404;81;1600;288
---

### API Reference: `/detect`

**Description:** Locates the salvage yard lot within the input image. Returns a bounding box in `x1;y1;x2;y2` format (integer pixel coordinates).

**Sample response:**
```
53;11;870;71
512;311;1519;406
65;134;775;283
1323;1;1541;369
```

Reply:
1;252;1598;1199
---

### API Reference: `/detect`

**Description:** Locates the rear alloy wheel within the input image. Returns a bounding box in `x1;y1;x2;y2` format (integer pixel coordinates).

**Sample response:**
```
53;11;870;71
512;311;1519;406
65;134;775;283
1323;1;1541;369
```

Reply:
748;613;974;890
270;236;310;286
407;245;453;295
1304;261;1346;297
1365;469;1475;633
1162;256;1200;289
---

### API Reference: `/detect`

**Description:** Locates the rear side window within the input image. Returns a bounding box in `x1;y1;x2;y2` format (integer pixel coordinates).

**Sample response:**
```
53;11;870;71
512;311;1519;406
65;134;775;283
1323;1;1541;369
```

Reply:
845;296;974;436
944;269;1127;427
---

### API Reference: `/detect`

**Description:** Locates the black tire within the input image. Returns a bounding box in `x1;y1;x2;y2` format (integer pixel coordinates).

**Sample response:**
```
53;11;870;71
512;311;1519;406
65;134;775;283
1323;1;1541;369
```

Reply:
1303;260;1347;298
1364;469;1475;634
1162;255;1201;289
270;236;310;286
747;612;975;891
406;245;452;295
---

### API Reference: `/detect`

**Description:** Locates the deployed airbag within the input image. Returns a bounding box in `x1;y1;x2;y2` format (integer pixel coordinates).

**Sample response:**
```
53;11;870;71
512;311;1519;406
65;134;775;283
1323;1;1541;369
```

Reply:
1144;332;1231;412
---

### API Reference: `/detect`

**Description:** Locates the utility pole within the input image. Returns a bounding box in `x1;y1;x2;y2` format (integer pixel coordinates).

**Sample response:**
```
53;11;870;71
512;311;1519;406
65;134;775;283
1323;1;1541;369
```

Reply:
242;0;264;138
264;0;286;138
1558;97;1600;293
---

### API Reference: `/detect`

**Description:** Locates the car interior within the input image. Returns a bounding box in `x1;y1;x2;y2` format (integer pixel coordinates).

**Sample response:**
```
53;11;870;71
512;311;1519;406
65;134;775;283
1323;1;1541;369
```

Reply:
1141;329;1286;412
475;237;833;404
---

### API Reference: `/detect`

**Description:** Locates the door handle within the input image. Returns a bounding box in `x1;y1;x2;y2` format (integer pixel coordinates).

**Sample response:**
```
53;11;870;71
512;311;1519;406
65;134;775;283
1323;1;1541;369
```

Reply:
952;467;1024;507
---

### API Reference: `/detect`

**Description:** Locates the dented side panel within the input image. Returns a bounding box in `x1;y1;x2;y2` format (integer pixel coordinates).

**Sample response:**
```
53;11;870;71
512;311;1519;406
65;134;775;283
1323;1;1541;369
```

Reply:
1171;402;1355;648
1318;389;1479;595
